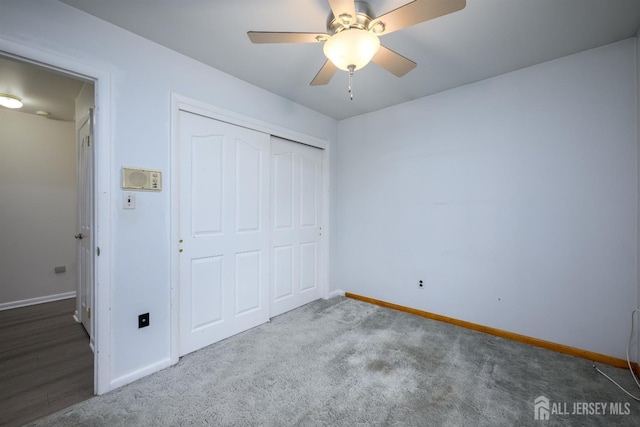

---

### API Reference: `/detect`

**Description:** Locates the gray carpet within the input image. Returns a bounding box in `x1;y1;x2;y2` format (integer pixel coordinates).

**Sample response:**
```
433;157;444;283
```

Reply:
28;296;639;426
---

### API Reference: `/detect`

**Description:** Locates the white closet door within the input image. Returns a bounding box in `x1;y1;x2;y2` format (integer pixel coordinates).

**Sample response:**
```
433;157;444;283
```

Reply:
178;111;270;356
270;137;323;317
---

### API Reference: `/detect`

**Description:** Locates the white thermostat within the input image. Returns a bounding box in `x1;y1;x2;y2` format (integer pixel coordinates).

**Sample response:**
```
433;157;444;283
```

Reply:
122;167;162;191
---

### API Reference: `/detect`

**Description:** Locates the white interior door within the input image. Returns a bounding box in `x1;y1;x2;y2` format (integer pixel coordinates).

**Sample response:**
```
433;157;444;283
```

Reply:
178;111;270;357
76;109;93;344
270;137;323;317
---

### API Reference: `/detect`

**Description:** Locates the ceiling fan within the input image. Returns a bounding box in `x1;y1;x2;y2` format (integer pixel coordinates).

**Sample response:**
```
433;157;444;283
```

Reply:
248;0;466;98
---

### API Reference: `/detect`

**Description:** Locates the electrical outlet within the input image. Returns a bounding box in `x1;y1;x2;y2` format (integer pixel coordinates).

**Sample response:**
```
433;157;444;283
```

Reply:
138;312;149;328
418;280;424;289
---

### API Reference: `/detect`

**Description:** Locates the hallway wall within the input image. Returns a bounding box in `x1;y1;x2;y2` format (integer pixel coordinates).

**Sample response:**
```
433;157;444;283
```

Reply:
0;109;77;307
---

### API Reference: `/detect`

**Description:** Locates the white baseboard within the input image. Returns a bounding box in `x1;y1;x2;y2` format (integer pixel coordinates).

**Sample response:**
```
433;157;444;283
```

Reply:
0;291;76;311
327;289;345;299
110;357;173;390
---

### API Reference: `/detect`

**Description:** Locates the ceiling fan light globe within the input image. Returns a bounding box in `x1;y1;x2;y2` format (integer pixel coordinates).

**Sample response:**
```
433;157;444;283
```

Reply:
323;29;380;71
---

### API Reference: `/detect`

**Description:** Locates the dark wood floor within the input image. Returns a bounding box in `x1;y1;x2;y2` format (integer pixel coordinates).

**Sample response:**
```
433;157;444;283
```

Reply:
0;298;93;427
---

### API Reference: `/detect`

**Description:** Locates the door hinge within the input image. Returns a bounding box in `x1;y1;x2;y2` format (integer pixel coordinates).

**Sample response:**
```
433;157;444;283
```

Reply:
87;307;91;319
96;246;100;256
87;135;91;147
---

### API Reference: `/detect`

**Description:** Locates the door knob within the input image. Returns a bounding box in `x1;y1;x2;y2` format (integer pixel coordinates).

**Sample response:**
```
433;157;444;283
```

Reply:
74;233;84;240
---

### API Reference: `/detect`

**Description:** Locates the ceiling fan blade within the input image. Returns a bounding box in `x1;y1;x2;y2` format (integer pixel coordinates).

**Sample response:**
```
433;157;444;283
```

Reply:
369;0;465;35
310;60;338;86
372;45;417;77
248;31;329;44
328;0;358;25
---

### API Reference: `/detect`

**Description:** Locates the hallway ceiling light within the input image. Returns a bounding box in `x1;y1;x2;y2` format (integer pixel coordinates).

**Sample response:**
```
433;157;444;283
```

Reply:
0;93;23;109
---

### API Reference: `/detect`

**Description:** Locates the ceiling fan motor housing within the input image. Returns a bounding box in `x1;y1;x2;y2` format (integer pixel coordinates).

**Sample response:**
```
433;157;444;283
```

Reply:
327;0;376;34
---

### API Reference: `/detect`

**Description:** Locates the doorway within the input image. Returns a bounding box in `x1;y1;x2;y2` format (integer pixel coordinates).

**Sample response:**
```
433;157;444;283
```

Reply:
0;52;96;422
0;37;113;395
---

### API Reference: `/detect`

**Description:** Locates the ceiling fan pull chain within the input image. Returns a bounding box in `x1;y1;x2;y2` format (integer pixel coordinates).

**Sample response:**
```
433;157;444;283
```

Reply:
348;64;355;100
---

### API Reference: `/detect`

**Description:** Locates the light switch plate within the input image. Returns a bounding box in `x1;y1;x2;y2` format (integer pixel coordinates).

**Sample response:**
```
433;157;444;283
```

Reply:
123;192;135;209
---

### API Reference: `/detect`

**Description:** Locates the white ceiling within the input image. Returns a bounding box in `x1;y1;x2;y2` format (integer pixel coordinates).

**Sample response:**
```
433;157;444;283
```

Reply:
0;55;87;122
50;0;640;120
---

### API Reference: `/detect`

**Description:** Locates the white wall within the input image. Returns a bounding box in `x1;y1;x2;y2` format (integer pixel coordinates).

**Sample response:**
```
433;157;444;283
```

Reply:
334;39;637;360
0;109;77;305
0;0;336;390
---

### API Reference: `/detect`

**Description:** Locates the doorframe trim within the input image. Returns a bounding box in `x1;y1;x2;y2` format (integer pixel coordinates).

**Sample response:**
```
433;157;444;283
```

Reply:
169;93;332;365
0;37;113;395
